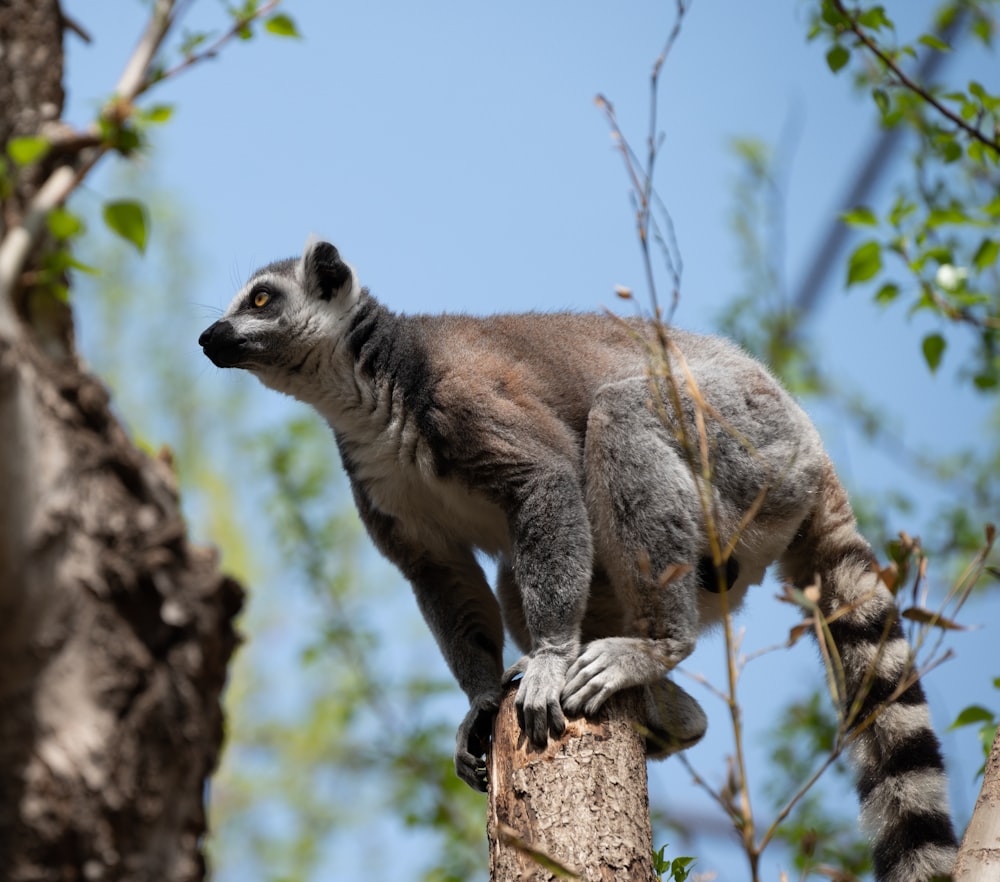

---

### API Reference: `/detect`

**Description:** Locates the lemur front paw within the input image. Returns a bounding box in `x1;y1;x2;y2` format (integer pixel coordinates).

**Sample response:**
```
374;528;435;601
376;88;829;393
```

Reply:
503;649;573;749
561;636;671;716
454;694;500;792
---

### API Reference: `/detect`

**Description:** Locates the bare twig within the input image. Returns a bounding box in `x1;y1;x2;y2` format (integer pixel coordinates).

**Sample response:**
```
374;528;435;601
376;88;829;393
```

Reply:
677;753;745;827
597;0;691;321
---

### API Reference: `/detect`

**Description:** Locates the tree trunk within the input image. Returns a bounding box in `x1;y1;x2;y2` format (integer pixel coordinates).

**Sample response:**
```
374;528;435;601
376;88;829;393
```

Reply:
0;4;244;880
487;685;656;882
953;727;1000;881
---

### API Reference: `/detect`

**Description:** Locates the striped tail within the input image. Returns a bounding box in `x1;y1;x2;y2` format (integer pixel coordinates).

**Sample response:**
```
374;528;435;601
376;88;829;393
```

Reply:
780;460;957;882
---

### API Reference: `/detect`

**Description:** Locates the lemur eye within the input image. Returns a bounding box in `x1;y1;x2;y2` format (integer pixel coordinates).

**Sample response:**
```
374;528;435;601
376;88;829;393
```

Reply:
253;290;270;308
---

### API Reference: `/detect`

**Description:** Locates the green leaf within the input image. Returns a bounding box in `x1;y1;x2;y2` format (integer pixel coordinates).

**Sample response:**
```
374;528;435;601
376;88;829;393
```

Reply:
102;200;148;253
927;206;968;227
918;33;951;52
265;13;300;38
973;238;999;272
950;705;996;730
47;207;84;240
841;206;878;226
921;333;946;373
66;257;100;276
139;104;174;124
857;6;892;30
8;135;50;166
821;1;849;27
652;845;669;874
180;30;210;57
847;240;882;285
826;44;850;73
670;856;696;882
874;282;899;305
872;87;890;117
938;136;963;163
889;196;916;227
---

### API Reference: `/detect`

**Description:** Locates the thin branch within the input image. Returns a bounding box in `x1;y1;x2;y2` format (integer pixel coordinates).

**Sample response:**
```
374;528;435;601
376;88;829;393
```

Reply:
153;0;281;91
756;748;844;854
831;0;1000;155
677;752;745;827
115;0;177;99
0;162;98;338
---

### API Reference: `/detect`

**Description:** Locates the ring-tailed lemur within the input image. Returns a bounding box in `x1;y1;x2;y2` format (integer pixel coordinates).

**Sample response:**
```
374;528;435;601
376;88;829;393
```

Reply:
199;239;957;882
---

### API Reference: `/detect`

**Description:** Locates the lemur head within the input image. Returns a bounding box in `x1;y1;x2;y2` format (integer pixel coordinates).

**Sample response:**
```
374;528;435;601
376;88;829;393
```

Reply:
199;239;362;393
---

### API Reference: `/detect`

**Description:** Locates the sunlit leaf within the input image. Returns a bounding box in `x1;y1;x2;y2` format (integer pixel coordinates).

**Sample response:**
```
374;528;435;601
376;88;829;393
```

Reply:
47;207;85;240
8;136;50;166
874;282;899;305
841;206;877;226
949;705;995;730
921;333;946;373
847;240;882;285
857;6;892;30
265;13;300;38
973;238;999;272
826;44;850;73
918;34;951;52
139;104;174;124
872;87;890;117
102;200;149;253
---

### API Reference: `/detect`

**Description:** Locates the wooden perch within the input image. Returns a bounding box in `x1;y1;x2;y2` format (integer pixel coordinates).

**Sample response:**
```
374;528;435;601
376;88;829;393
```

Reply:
487;685;656;882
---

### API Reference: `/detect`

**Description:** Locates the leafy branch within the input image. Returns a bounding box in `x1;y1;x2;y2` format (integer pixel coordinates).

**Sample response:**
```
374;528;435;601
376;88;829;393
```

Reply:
827;0;1000;156
0;0;298;336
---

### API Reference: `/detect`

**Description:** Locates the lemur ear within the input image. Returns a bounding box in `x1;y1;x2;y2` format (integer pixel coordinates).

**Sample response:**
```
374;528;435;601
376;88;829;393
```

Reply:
301;238;358;302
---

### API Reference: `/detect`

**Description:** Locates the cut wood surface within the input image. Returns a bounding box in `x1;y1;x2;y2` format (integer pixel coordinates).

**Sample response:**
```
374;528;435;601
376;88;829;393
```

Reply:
487;685;656;882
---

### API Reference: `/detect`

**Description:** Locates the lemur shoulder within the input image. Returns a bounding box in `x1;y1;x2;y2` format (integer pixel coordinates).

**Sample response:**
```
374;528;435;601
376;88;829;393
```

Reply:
200;239;957;882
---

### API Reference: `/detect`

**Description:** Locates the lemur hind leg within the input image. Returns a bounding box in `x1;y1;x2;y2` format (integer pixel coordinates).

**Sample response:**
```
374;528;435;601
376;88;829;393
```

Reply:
562;377;705;740
581;563;707;753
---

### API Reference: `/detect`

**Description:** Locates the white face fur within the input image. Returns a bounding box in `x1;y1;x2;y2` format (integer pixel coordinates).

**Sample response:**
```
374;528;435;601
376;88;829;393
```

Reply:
199;239;363;399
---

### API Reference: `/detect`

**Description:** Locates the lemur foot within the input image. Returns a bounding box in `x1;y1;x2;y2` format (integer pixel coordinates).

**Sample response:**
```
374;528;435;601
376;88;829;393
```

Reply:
642;678;707;757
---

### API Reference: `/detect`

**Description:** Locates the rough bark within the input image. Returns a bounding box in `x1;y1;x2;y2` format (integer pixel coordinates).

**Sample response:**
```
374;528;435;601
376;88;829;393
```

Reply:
0;0;65;232
487;686;656;882
954;728;1000;882
0;3;245;880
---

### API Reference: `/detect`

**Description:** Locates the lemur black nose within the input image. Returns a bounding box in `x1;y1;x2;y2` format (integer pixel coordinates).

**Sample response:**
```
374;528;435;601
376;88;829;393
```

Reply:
198;322;220;348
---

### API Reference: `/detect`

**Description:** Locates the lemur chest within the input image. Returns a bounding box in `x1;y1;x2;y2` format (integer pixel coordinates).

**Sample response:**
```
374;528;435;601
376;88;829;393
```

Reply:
341;417;511;557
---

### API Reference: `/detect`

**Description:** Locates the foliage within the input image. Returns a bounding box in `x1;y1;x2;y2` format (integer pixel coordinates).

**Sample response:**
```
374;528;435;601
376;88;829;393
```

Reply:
0;0;298;313
719;133;1000;565
652;844;695;882
811;0;1000;388
950;679;1000;776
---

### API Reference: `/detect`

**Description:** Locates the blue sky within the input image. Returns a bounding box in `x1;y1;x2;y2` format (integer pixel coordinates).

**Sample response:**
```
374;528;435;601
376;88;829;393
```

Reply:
60;1;998;879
